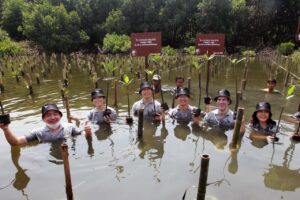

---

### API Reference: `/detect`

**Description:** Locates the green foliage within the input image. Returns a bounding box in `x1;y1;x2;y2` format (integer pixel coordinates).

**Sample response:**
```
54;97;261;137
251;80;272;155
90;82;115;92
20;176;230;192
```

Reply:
101;59;118;75
0;38;23;56
162;45;177;56
0;29;22;56
102;33;130;54
102;9;128;34
286;85;295;100
241;50;255;57
184;46;196;55
276;42;295;56
291;49;300;64
21;1;89;53
120;74;133;85
1;0;25;39
1;0;300;53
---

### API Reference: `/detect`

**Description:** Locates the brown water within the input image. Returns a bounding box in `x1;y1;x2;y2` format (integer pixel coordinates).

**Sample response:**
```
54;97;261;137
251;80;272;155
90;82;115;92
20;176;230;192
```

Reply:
0;55;299;200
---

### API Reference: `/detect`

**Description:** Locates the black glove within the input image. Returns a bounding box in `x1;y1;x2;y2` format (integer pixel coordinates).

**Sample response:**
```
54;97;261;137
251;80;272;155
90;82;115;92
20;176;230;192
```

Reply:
192;108;201;117
103;109;112;117
161;102;169;111
0;114;10;125
204;96;211;105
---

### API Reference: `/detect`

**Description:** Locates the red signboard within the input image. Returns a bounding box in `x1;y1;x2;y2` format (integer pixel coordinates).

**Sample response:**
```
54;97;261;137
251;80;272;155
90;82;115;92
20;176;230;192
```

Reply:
195;34;225;55
131;32;161;57
296;19;300;42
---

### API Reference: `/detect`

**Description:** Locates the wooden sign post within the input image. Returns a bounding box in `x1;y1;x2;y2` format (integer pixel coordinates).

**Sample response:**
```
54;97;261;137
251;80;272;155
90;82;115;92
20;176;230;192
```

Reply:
195;34;225;55
131;32;162;81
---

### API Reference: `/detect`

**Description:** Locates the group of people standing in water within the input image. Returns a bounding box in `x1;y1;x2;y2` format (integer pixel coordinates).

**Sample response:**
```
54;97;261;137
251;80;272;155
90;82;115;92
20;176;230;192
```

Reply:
0;75;299;146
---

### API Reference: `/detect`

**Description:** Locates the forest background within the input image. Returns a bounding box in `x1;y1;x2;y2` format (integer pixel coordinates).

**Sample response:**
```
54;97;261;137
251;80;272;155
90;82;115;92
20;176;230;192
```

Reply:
0;0;299;54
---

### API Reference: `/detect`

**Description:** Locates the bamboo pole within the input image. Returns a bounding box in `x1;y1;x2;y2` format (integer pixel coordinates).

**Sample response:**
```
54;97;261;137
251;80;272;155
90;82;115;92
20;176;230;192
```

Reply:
197;154;210;200
137;109;144;138
231;108;244;148
61;144;73;200
114;80;118;107
64;95;71;123
187;77;192;93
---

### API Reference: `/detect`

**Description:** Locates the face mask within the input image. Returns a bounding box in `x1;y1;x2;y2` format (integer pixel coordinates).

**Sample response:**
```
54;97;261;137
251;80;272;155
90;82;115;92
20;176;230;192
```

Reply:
46;122;61;129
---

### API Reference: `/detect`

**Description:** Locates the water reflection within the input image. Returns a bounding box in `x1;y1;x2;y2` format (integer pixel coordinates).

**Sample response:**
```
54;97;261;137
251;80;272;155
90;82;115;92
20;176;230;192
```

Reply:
174;122;191;141
249;131;269;148
11;147;30;199
264;142;300;191
137;120;166;161
200;127;228;150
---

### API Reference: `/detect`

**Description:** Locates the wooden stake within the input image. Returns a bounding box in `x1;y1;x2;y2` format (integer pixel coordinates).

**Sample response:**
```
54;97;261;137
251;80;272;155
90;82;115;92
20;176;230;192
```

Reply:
64;95;71;123
197;154;210;200
231;108;244;148
61;144;73;200
137;109;144;138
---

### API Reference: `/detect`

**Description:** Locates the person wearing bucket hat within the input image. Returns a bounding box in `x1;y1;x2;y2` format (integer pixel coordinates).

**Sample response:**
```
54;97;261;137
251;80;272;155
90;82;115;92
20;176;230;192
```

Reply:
250;102;277;134
87;88;117;124
204;89;236;130
0;103;91;146
168;87;203;124
131;81;163;121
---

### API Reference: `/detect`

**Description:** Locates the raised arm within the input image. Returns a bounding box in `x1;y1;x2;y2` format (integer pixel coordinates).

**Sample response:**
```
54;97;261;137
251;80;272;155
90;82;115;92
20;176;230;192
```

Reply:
0;124;27;146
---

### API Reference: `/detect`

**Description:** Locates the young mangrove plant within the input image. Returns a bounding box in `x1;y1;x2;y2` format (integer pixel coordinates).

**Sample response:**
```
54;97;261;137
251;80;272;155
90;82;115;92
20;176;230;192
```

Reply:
120;74;134;124
200;53;215;101
102;59;119;115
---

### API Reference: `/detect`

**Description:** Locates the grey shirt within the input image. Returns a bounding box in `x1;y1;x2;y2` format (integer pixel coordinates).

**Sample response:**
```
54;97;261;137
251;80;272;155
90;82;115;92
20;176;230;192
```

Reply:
168;105;195;123
131;99;161;118
87;106;117;124
204;109;235;130
25;123;82;143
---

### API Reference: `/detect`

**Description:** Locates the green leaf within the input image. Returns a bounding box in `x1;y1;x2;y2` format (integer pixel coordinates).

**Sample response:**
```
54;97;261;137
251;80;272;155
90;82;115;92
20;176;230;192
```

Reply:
286;85;295;99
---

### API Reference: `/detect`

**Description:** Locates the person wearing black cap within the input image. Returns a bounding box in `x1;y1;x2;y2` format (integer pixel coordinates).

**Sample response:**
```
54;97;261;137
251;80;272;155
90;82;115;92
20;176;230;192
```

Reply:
168;87;202;124
0;103;91;146
131;81;162;120
204;89;236;130
250;102;277;134
87;88;117;124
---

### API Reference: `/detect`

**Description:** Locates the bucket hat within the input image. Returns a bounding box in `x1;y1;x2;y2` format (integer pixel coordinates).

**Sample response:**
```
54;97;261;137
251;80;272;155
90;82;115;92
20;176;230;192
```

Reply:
214;89;232;104
91;88;105;100
176;87;190;98
42;103;62;119
139;81;153;94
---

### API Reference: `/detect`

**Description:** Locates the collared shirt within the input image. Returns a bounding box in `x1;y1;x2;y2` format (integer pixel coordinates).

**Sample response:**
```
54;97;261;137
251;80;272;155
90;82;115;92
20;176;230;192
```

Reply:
204;109;235;130
168;105;195;123
87;106;117;124
250;122;277;135
25;123;82;143
131;99;161;118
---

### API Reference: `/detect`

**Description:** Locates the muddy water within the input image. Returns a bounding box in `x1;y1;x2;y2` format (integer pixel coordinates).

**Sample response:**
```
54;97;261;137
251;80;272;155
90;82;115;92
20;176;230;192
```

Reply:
0;56;299;200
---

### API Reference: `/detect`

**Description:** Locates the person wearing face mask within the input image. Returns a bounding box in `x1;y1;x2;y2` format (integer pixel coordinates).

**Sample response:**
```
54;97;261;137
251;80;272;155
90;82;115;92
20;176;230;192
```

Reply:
0;103;91;146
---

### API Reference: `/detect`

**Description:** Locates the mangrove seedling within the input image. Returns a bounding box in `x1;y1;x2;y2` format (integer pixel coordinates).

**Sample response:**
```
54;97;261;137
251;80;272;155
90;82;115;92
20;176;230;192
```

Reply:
120;74;134;124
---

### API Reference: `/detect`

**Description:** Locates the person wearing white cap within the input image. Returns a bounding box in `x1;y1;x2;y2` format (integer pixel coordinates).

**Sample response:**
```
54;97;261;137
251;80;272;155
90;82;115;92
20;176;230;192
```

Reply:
152;74;162;94
0;103;91;146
